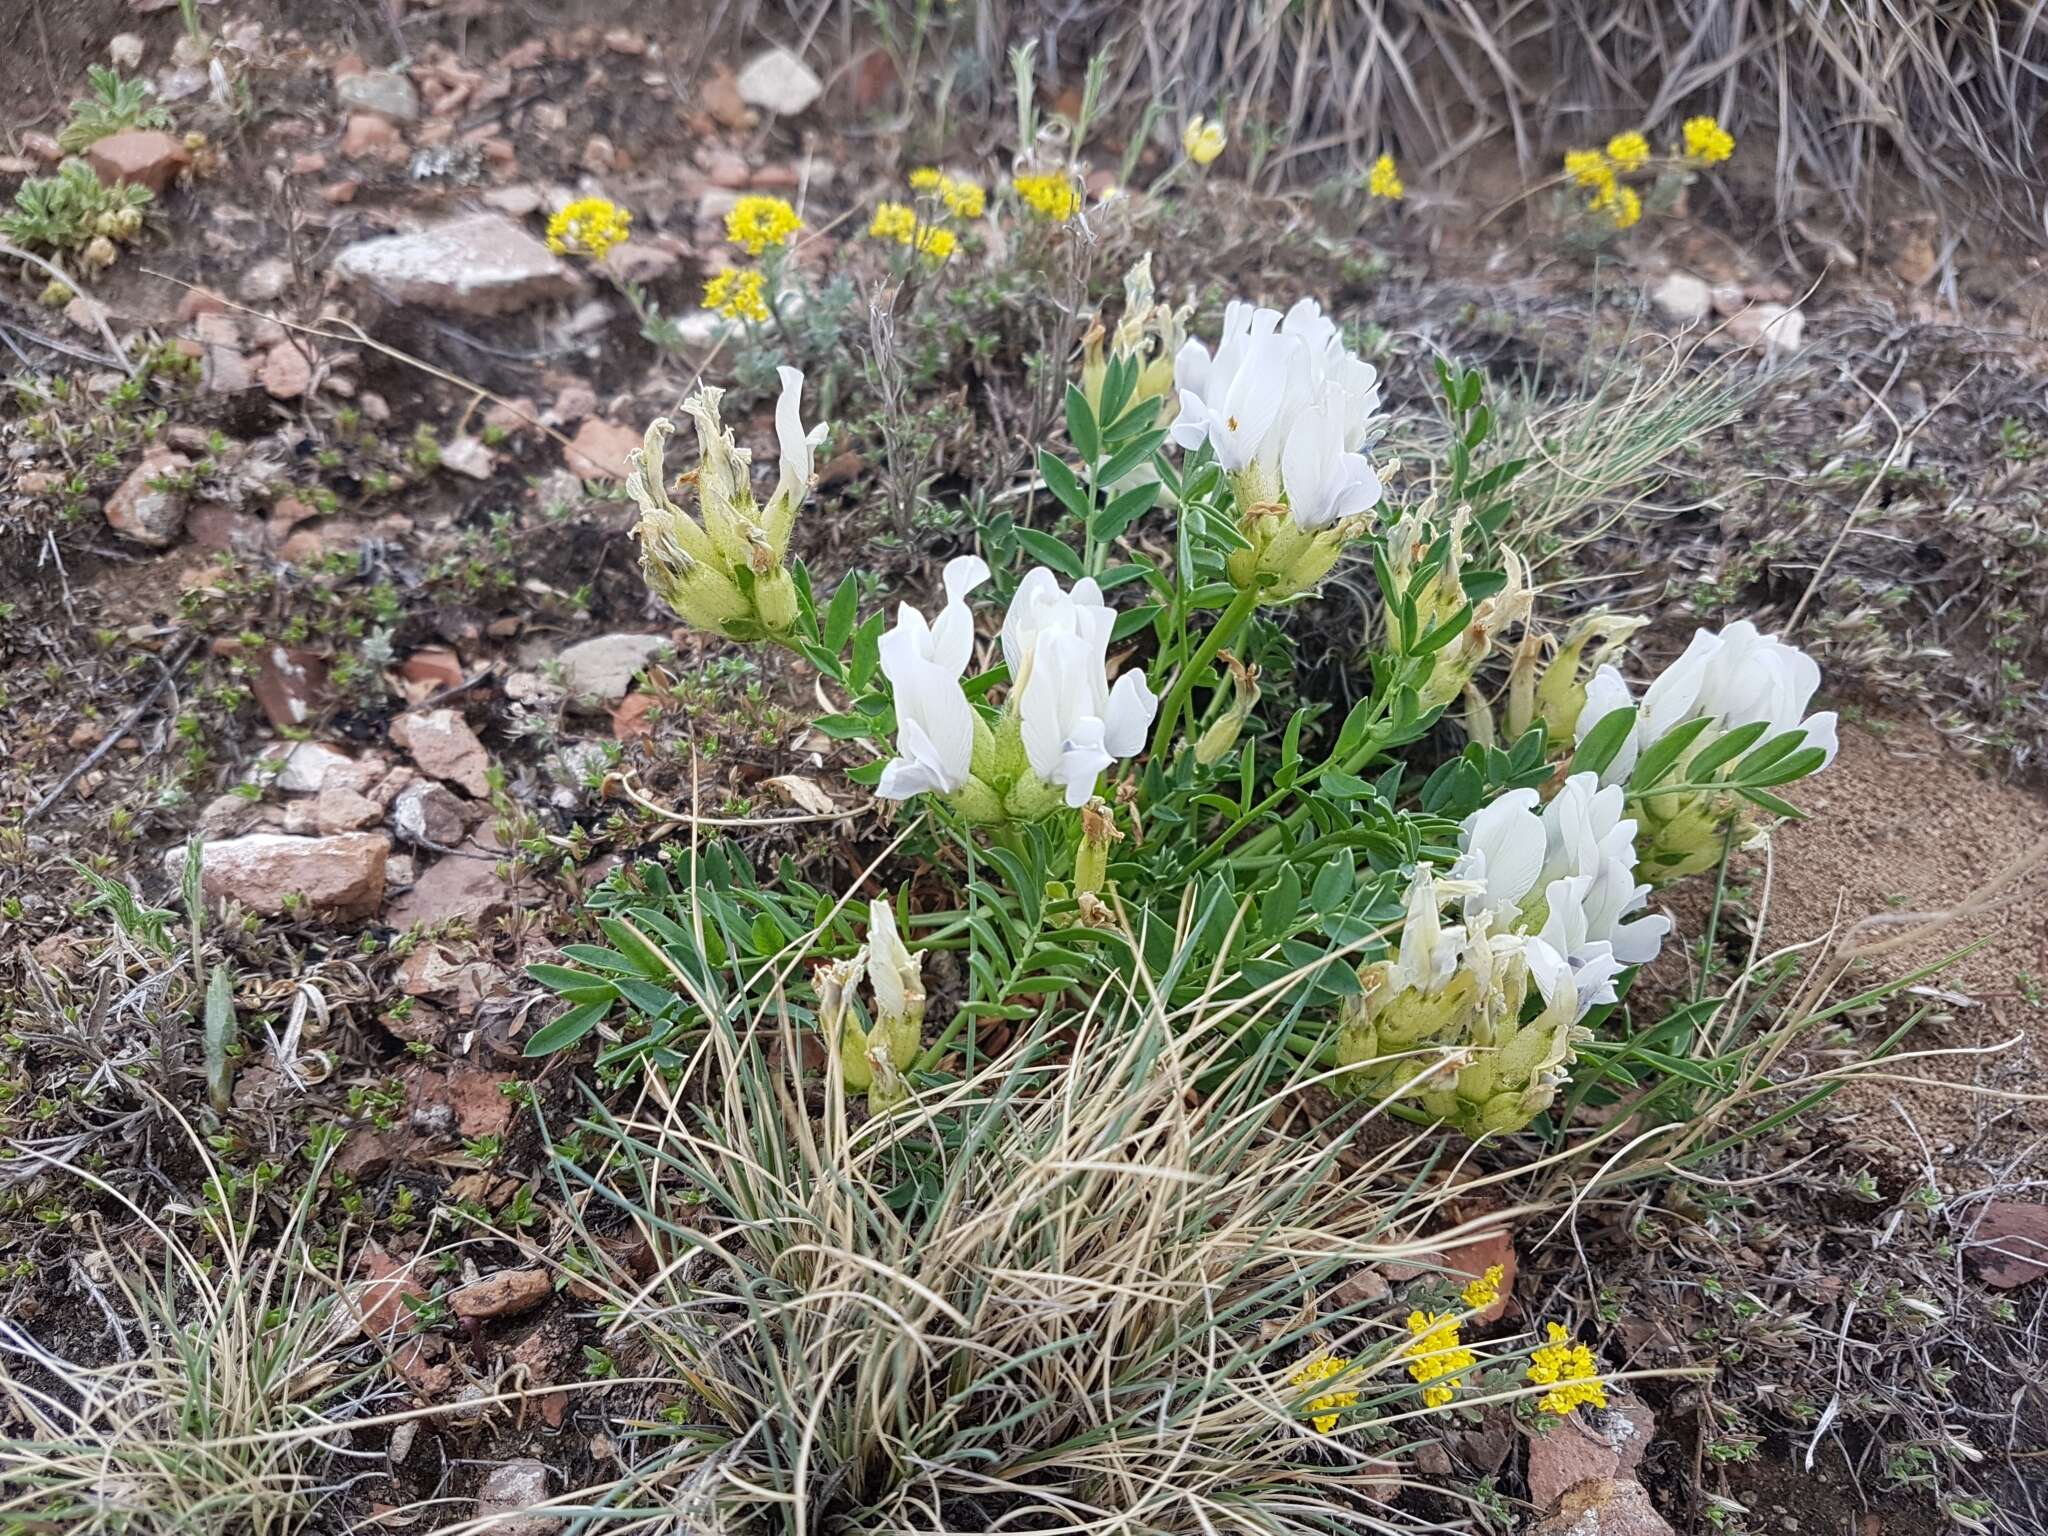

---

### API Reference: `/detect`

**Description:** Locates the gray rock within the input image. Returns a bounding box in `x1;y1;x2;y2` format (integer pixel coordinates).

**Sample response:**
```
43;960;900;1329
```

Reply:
1649;272;1710;325
332;214;578;317
735;47;823;116
556;633;669;707
391;780;466;847
336;71;420;123
474;1458;560;1536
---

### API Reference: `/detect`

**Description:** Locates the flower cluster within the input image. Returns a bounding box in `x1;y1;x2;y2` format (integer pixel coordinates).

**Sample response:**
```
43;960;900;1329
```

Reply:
1574;620;1839;881
868;201;957;262
1167;297;1386;599
1560;115;1734;233
1527;1322;1607;1415
725;193;802;256
908;165;986;218
1404;1309;1476;1409
1681;114;1735;165
1461;1264;1505;1311
1181;115;1225;167
628;367;827;641
546;196;632;259
815;900;926;1112
1012;169;1082;222
877;563;1158;823
1289;1355;1357;1434
702;266;770;323
1335;771;1670;1134
1368;153;1404;201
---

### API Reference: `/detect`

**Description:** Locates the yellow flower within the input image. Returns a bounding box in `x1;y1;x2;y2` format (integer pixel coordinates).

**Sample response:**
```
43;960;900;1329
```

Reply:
725;194;802;256
1527;1322;1608;1416
1681;114;1735;165
1460;1264;1505;1312
1289;1355;1358;1435
939;176;985;219
546;197;632;259
1405;1309;1476;1410
1013;170;1082;222
1606;132;1650;172
907;166;944;192
702;267;770;323
867;202;956;262
1563;149;1614;192
1590;182;1642;229
1368;153;1404;201
1182;114;1226;167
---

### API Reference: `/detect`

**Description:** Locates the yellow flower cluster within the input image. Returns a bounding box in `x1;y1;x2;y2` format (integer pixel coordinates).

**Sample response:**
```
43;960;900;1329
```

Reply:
1606;131;1650;172
908;166;986;219
1460;1264;1505;1311
546;197;632;259
868;201;957;262
1404;1309;1476;1410
1368;153;1404;201
725;194;802;256
1012;169;1082;222
1527;1322;1608;1416
702;267;770;323
1290;1355;1358;1434
1560;144;1641;228
1682;114;1736;164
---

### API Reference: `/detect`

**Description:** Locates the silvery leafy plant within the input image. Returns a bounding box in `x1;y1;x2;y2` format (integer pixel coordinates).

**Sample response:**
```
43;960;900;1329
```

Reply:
531;256;1840;1145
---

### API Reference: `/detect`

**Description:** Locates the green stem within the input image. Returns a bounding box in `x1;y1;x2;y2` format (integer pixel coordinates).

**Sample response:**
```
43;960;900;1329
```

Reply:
1148;584;1260;760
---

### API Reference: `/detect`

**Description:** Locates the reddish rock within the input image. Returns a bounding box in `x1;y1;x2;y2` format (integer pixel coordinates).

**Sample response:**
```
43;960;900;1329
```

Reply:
171;832;388;919
251;645;330;729
390;708;492;797
1970;1201;2048;1288
408;1062;517;1139
1526;1399;1655;1510
340;113;406;162
316;784;384;834
1527;1479;1674;1536
482;397;538;436
290;150;328;176
1385;1219;1517;1325
352;1242;427;1339
319;179;360;205
399;646;465;690
383;831;514;930
563;418;639;480
177;287;228;321
85;130;191;193
260;341;314;399
450;1267;551;1320
22;130;63;164
611;692;659;741
103;449;190;547
183;501;264;553
332;213;578;316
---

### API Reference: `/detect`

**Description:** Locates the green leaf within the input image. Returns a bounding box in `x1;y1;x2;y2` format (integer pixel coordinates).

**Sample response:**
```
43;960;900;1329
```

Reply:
1309;848;1356;916
1110;603;1162;642
1260;865;1302;942
1096;428;1168;487
525;1000;608;1056
1571;705;1638;778
1065;383;1100;462
1686;719;1770;780
1038;449;1090;520
1014;527;1086;579
1089;481;1157;542
525;963;615;1004
1627;715;1716;792
823;574;860;653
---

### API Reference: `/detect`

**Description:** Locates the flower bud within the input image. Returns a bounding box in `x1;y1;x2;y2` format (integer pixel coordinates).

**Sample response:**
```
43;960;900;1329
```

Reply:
1074;799;1123;894
1530;614;1646;741
814;955;874;1091
1182;115;1227;167
1193;653;1260;765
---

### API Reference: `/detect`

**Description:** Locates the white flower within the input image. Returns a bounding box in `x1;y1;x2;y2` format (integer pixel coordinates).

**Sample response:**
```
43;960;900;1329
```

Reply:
1521;931;1623;1025
1538;772;1669;965
1390;866;1469;995
766;365;829;541
1168;303;1293;471
1280;399;1382;529
1003;567;1157;807
1451;787;1545;921
865;898;924;1025
876;556;989;799
1574;621;1839;787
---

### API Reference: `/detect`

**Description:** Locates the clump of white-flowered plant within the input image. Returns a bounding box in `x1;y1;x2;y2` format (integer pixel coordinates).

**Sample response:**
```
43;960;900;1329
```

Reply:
875;557;1158;823
1334;773;1671;1134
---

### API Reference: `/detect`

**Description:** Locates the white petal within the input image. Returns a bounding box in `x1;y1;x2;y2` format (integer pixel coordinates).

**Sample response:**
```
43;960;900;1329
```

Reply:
878;755;948;800
1103;669;1158;757
1576;666;1642;783
1641;629;1720;739
1800;709;1839;768
1458;789;1544;915
774;366;812;488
